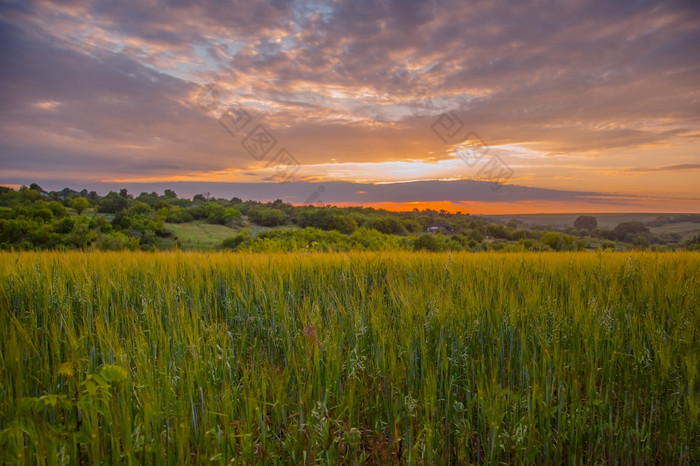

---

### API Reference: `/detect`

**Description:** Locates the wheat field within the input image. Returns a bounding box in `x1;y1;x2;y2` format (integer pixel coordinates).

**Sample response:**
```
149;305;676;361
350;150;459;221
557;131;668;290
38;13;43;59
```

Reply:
0;251;698;464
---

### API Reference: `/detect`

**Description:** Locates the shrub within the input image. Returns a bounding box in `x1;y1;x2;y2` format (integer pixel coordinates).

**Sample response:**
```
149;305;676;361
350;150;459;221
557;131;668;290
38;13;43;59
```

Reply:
70;197;89;215
414;233;443;251
221;228;252;250
248;207;286;227
573;215;597;231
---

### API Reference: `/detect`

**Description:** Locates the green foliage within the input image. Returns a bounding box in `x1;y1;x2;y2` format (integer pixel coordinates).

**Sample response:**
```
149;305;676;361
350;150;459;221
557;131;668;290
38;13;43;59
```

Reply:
68;222;98;249
541;231;578;251
601;240;616;250
53;216;75;234
683;234;700;251
632;234;650;249
160;205;192;223
204;202;241;225
297;208;358;234
95;232;136;250
130;201;152;215
221;228;252;250
70;197;89;215
251;227;351;252
48;201;69;218
248;207;286;227
349;227;405;250
0;185;695;252
613;221;648;240
97;191;130;214
222;227;411;252
367;216;408;235
414;233;443;251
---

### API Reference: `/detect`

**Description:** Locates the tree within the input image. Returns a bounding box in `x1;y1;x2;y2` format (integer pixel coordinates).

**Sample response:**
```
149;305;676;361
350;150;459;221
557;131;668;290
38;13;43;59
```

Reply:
683;234;700;251
205;203;241;225
297;208;357;234
414;233;442;251
98;192;130;213
248;207;286;227
19;186;42;202
130;201;152;215
53;217;75;234
221;228;252;249
632;234;650;249
613;221;648;241
486;224;508;239
95;232;134;250
68;223;97;250
574;215;597;231
71;197;89;215
368;216;407;235
541;232;576;251
162;206;192;223
602;240;616;250
48;201;69;218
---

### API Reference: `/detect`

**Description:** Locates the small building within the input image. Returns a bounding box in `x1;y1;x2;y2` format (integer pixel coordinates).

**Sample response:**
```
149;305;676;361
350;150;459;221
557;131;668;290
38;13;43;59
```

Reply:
426;221;451;234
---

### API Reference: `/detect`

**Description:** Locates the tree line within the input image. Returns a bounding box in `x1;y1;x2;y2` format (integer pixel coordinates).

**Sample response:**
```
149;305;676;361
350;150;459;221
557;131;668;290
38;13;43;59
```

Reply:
1;184;698;251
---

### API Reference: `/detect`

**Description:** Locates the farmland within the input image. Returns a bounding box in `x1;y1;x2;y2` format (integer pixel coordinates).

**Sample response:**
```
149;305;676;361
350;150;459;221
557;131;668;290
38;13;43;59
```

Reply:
1;251;698;464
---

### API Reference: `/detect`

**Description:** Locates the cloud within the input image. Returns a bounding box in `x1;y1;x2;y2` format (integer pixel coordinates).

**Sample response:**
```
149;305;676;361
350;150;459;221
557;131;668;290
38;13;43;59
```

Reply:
1;0;699;210
627;163;700;172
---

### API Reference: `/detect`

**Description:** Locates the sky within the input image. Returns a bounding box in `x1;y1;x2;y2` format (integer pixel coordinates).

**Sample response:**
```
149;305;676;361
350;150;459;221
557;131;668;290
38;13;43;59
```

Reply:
0;0;699;213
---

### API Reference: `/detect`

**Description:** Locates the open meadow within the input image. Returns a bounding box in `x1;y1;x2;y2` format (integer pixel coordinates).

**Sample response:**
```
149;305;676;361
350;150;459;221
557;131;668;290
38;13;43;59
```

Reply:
0;251;698;464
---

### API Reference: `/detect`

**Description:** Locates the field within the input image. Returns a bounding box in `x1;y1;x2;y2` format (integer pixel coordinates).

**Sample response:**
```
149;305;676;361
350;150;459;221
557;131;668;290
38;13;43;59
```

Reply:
488;213;670;228
164;222;239;250
0;252;698;464
164;222;299;251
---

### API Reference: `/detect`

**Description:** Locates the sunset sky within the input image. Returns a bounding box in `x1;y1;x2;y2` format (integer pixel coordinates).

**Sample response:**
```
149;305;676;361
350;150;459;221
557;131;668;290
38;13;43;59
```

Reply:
1;0;699;213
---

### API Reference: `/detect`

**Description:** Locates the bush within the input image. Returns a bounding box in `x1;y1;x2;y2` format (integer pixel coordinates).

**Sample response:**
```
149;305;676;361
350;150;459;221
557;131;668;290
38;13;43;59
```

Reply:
95;232;134;250
162;206;193;223
221;228;252;250
573;215;597;231
541;232;576;251
602;240;616;250
48;201;69;218
298;209;357;234
70;197;89;215
205;203;241;225
632;234;650;249
98;192;130;214
130;201;152;215
248;207;286;227
53;217;75;234
367;216;408;235
414;233;443;251
613;221;648;241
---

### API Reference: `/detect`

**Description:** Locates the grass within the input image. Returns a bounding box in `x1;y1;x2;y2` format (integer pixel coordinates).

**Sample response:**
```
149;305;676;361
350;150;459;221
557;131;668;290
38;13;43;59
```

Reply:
648;222;700;241
165;221;238;249
492;213;699;230
0;251;698;464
